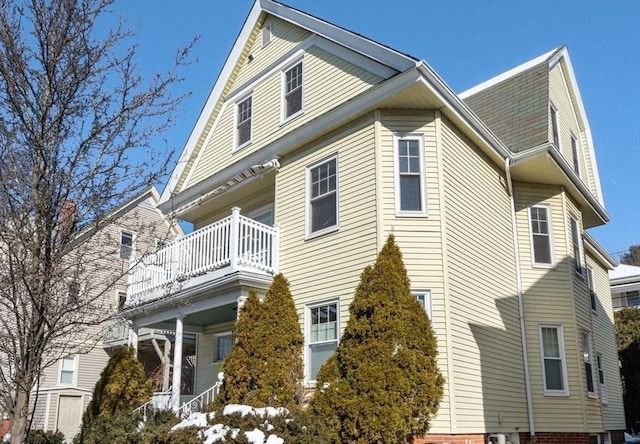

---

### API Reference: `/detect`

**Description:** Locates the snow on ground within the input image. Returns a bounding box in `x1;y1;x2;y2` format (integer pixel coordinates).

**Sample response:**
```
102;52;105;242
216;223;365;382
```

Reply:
173;404;285;444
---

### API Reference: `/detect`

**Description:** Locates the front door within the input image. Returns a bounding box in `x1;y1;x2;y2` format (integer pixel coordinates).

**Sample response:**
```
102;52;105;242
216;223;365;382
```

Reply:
56;395;82;442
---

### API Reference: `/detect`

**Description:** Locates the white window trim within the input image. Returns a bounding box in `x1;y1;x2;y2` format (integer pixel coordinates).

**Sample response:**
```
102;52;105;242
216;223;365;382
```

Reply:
305;154;339;239
213;331;233;363
280;58;304;124
262;23;272;48
120;230;135;260
528;204;554;268
116;290;127;310
233;93;253;152
412;290;432;320
539;324;569;396
550;103;560;151
58;355;78;387
393;133;428;217
305;299;340;385
583;331;596;398
570;214;585;276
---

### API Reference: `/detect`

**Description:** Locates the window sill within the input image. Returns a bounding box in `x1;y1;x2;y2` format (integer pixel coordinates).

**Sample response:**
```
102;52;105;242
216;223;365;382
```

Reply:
395;210;428;218
587;392;597;399
543;390;569;397
532;263;556;270
305;225;339;241
280;110;303;126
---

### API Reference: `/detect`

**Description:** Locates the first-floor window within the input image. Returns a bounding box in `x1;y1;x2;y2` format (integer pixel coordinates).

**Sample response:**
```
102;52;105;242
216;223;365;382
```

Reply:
308;301;338;381
413;290;432;320
582;331;595;395
308;156;338;236
60;356;76;385
215;332;233;362
395;136;426;214
597;353;608;404
540;325;568;395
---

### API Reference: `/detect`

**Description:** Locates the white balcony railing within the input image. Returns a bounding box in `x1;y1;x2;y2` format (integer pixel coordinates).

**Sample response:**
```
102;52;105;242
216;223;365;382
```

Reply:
126;207;279;305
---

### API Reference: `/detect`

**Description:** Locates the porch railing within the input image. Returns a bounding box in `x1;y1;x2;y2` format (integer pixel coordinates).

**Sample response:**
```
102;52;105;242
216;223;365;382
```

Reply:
176;382;222;418
126;207;279;305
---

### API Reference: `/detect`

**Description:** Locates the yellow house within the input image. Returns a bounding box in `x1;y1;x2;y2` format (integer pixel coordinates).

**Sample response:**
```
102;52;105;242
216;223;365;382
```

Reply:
120;1;625;443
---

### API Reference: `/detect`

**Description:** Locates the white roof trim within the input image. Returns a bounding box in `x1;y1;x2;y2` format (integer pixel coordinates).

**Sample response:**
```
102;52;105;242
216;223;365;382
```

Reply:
458;48;558;99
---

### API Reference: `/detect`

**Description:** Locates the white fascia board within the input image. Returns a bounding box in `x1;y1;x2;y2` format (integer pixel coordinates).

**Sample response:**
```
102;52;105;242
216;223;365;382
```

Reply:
261;0;416;72
159;1;264;205
415;61;512;160
583;231;617;270
553;49;605;206
458;47;559;99
158;68;423;215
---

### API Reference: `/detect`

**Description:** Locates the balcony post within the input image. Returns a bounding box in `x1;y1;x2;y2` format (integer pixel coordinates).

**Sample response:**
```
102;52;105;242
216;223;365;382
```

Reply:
171;315;184;412
229;207;241;271
272;223;280;274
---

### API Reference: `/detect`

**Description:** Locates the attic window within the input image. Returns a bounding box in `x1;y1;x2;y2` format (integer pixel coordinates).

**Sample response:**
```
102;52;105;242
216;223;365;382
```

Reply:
283;61;303;120
262;23;272;47
236;95;252;148
550;104;560;150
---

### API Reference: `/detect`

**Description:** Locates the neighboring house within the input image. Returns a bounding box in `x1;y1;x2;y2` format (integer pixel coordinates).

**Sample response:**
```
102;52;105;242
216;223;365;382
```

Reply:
29;187;182;442
610;264;640;310
119;1;625;443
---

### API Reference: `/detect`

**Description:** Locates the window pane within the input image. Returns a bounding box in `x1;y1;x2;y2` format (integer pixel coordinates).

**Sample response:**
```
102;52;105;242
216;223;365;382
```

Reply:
400;176;421;211
216;335;232;361
533;235;551;264
542;328;559;358
310;342;337;381
626;290;640;307
311;193;336;232
120;232;133;260
544;359;563;390
60;371;73;385
585;362;594;392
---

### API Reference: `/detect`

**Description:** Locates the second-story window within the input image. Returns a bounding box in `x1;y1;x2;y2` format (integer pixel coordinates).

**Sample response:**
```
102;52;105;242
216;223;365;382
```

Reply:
68;282;80;306
236;95;252;148
307;156;338;236
582;331;595;396
570;215;584;275
395;136;426;215
120;231;133;260
550;104;560;150
283;61;303;120
529;206;552;266
59;356;76;385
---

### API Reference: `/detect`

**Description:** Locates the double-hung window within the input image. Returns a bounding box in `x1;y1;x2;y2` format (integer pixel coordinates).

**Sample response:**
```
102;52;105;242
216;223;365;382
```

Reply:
283;61;303;120
586;267;596;311
539;325;568;395
582;332;595;396
59;356;76;385
570;215;584;274
307;156;338;236
395;135;426;215
68;282;80;306
550;104;560;150
120;231;133;260
215;332;233;362
308;301;338;381
236;95;252;149
597;354;608;404
571;135;580;177
529;206;552;265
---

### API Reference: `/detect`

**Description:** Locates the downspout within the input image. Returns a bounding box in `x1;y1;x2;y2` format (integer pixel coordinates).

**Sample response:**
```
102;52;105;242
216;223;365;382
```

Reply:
505;157;536;438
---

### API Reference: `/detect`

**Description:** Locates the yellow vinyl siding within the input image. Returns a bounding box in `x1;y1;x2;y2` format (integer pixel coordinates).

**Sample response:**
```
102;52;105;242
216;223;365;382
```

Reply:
275;116;378;379
440;118;526;434
185;43;382;189
195;321;235;396
588;254;626;431
375;110;452;432
193;184;275;230
514;184;587;432
549;64;597;198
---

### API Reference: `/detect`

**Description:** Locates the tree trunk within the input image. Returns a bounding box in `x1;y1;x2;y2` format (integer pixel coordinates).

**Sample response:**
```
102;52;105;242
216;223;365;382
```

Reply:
8;388;29;444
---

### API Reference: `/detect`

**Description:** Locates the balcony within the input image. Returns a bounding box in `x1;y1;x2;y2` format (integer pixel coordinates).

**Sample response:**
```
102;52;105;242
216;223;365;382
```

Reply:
126;207;279;307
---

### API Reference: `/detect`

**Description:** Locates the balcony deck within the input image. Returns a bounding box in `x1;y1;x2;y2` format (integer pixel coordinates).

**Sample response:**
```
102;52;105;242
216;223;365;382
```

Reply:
125;208;279;307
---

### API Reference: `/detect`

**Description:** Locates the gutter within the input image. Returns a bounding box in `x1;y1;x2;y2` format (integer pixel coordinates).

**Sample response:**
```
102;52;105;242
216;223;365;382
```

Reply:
505;157;536;438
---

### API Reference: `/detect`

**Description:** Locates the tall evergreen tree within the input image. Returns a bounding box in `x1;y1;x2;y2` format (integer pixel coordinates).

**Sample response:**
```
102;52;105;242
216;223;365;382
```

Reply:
82;346;151;424
253;274;304;410
615;308;640;431
312;235;444;444
218;291;263;406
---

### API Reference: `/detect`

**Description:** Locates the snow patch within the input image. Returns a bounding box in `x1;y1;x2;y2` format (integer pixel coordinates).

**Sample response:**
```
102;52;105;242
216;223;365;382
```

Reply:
172;412;208;430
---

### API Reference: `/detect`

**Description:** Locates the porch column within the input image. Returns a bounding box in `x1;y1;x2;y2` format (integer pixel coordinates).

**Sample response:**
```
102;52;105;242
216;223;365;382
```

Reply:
128;323;139;356
171;315;184;412
163;339;172;392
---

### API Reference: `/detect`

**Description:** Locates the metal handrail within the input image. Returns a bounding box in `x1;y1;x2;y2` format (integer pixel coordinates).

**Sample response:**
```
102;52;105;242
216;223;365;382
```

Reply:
176;382;222;418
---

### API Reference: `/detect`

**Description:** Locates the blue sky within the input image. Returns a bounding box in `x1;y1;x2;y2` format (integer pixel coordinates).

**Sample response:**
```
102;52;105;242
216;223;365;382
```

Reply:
113;0;639;259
